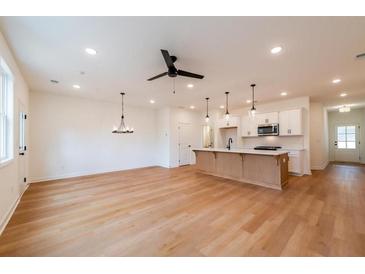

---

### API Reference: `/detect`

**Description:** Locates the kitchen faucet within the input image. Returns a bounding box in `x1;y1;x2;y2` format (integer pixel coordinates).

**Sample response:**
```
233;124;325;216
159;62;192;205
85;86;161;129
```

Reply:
227;138;233;150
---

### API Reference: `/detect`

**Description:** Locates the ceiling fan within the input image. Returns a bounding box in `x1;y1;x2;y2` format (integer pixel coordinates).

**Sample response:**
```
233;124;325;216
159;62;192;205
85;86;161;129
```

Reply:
147;49;205;81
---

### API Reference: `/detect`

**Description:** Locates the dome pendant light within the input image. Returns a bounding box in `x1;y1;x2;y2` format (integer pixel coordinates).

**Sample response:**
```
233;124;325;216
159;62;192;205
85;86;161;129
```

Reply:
112;92;134;134
249;84;257;118
225;92;230;121
205;97;210;123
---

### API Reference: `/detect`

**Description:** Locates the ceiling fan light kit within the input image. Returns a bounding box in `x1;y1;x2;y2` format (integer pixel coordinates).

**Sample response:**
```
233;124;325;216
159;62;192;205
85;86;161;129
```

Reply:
112;92;134;134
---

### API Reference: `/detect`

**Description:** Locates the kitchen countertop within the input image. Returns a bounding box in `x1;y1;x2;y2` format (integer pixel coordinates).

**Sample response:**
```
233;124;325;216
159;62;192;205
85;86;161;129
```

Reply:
193;148;289;156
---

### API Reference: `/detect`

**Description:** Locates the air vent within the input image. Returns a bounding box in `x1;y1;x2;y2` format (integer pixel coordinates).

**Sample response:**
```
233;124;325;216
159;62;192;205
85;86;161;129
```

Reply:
356;53;365;59
50;80;59;84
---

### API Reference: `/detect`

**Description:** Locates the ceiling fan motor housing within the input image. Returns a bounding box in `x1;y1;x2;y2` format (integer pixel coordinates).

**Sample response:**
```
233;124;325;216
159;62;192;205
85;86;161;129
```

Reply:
168;67;178;77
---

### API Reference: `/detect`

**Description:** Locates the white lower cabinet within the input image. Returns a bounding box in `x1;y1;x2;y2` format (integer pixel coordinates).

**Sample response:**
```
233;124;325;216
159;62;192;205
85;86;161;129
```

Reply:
287;150;303;175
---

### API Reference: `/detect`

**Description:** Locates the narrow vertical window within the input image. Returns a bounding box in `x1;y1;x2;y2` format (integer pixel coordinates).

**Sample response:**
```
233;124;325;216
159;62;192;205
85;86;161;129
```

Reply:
0;58;14;165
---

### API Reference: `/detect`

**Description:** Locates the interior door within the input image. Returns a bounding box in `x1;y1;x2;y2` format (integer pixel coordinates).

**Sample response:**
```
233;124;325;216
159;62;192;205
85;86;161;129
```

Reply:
18;103;27;184
334;124;360;163
178;122;193;166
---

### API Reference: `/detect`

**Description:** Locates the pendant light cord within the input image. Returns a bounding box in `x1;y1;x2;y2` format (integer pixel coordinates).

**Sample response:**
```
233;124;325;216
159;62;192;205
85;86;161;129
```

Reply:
121;92;125;118
225;92;229;115
205;97;209;117
250;84;256;110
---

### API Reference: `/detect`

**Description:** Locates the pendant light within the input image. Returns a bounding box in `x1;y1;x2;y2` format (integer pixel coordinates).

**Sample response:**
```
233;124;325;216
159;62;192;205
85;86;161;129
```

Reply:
339;105;351;113
112;92;134;134
225;91;230;121
205;97;210;123
249;84;257;118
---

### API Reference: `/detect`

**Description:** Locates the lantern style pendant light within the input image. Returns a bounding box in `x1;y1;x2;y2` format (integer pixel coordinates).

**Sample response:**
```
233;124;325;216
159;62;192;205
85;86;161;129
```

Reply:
112;92;134;134
249;84;257;118
205;97;210;123
225;91;230;121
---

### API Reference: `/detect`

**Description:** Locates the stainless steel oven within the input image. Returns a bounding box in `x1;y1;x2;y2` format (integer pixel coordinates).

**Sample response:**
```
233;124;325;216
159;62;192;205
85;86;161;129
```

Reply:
257;123;279;136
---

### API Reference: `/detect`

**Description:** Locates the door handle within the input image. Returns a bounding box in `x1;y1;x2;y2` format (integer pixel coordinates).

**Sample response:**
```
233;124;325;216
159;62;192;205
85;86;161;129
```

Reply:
19;152;25;156
188;145;191;148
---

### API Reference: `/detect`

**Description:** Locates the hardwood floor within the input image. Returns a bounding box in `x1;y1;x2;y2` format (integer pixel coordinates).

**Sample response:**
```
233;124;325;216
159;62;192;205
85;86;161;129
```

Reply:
0;163;364;256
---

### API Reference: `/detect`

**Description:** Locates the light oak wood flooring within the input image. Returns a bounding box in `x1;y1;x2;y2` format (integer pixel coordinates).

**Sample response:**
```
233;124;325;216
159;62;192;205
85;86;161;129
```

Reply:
0;163;364;256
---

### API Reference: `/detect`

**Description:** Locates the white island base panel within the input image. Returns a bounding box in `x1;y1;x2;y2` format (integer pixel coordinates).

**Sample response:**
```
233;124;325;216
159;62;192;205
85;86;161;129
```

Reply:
193;149;289;191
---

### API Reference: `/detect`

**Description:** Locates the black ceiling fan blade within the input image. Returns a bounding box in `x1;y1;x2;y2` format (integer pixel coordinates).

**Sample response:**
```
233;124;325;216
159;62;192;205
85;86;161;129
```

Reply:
161;49;174;68
147;72;168;81
177;70;204;79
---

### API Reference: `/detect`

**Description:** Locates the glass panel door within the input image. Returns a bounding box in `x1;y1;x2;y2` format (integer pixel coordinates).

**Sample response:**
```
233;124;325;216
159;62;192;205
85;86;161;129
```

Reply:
334;125;360;162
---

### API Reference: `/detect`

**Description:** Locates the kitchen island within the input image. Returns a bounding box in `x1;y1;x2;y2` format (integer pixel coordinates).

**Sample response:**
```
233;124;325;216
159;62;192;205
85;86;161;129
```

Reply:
193;148;289;190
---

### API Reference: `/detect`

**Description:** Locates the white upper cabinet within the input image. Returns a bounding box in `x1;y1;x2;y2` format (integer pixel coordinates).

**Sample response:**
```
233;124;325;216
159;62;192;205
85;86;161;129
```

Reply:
217;116;240;129
241;115;258;137
279;109;303;136
256;112;279;125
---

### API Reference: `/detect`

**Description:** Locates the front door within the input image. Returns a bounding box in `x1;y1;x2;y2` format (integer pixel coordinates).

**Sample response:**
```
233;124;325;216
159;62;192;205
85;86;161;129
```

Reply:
178;123;193;166
334;124;360;163
18;102;27;184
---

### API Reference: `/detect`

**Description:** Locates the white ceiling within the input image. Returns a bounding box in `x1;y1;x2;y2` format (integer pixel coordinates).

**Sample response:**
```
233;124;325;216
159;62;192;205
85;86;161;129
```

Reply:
0;16;365;110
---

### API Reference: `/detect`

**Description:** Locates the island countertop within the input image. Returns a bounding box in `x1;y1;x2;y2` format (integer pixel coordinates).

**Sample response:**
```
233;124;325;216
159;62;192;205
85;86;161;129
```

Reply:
193;147;289;156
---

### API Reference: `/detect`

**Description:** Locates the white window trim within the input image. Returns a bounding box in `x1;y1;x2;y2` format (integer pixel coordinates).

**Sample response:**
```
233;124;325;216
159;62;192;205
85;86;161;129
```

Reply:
0;57;14;168
0;157;13;168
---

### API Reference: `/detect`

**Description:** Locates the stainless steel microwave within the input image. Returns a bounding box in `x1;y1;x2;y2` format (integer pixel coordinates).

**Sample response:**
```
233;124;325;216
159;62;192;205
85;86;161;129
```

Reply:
257;123;279;136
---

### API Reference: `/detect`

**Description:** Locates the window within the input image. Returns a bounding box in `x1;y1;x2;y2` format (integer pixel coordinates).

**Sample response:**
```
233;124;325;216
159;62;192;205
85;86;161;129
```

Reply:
337;125;356;149
0;58;13;164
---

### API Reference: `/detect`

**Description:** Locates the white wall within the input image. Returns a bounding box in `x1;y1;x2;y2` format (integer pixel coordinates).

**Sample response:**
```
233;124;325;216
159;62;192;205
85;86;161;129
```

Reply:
328;108;365;163
214;97;311;175
156;107;170;168
310;102;329;169
29;92;158;182
0;32;29;233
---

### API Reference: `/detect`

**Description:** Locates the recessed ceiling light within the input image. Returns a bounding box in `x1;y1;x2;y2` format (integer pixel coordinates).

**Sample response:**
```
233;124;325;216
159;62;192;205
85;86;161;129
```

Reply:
85;48;97;55
340;93;347;97
187;84;194;88
219;105;225;109
271;46;283;54
332;79;341;84
280;92;288;96
190;105;195;109
72;84;81;89
246;99;251;103
149;99;155;104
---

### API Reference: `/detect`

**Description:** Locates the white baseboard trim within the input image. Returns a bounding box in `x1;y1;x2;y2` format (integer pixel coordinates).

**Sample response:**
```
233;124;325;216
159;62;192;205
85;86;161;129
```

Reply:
30;164;159;183
311;160;329;170
0;184;29;236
